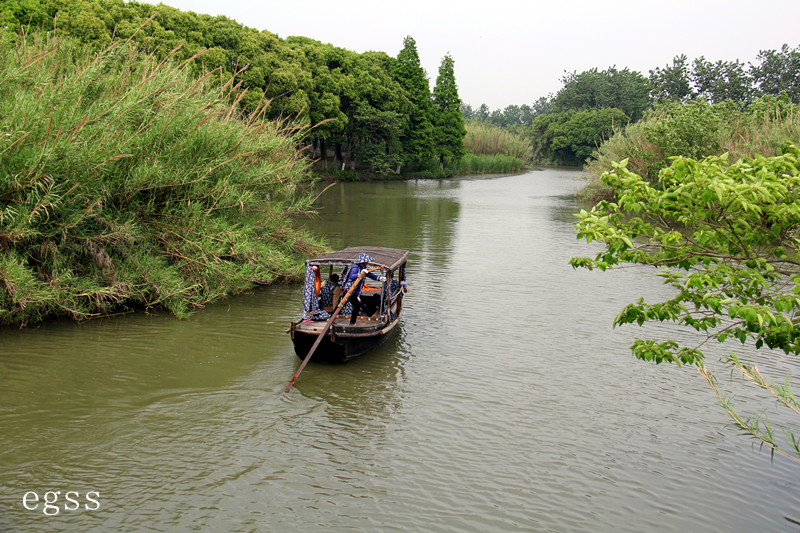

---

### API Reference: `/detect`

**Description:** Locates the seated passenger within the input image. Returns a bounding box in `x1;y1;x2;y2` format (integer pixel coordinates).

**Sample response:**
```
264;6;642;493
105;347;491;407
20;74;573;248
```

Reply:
319;273;343;313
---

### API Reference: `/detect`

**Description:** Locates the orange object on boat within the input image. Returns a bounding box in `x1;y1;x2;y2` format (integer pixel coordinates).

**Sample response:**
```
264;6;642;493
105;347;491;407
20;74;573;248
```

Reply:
313;266;321;296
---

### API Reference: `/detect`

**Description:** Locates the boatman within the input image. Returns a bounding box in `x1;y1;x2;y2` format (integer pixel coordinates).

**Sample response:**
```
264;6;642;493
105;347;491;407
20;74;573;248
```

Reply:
342;252;385;325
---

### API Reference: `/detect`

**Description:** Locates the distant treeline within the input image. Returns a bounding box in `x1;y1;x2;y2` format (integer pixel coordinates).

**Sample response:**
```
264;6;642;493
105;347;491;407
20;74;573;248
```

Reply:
463;47;800;166
5;1;800;175
2;0;466;176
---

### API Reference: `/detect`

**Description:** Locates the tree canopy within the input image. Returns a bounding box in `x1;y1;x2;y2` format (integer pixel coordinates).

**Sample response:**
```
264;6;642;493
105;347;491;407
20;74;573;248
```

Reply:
650;45;800;106
552;67;650;122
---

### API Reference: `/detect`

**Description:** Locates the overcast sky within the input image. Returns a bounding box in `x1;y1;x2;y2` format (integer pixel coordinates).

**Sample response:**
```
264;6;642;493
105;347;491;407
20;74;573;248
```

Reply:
158;0;800;110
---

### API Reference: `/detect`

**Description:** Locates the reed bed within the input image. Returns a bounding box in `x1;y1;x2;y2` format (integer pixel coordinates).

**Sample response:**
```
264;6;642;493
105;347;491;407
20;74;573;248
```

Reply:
0;33;322;326
463;121;532;162
456;120;530;174
455;153;526;175
723;98;800;159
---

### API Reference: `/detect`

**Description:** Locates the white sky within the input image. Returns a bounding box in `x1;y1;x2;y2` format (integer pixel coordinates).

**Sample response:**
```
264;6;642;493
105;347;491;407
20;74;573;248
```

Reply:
157;0;800;110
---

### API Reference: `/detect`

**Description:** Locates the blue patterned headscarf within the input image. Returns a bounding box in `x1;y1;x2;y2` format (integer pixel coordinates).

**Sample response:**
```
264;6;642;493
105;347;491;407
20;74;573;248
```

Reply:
342;252;375;291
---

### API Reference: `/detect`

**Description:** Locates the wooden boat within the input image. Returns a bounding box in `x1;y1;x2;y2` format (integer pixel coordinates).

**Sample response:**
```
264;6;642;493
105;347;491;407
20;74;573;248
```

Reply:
289;246;409;363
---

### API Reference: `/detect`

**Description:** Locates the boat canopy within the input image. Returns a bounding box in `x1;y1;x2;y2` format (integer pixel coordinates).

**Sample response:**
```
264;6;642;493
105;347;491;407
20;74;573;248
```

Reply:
307;246;409;272
301;246;408;320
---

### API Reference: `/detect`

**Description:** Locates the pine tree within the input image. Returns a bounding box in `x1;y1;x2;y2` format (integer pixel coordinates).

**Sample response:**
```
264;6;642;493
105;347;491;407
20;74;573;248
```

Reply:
433;54;466;168
392;35;435;169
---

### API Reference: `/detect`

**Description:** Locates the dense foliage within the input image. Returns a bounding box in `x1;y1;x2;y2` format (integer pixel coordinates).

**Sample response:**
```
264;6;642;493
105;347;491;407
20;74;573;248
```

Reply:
0;34;321;325
551;67;650;122
531;107;629;164
571;146;800;461
586;95;800;184
2;0;468;176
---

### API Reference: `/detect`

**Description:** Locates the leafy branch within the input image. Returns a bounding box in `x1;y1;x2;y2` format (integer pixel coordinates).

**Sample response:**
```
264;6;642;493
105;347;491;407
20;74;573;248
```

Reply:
571;145;800;460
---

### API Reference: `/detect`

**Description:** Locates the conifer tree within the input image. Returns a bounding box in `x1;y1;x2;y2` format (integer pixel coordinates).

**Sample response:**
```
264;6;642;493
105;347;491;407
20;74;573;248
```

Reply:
432;53;466;168
392;35;435;169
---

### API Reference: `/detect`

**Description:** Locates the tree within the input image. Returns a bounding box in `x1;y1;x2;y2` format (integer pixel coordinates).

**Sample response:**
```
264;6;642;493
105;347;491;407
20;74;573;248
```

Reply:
649;54;693;103
751;44;800;104
432;53;466;169
531;108;628;164
553;67;649;121
348;103;403;173
692;56;754;104
560;108;629;161
284;37;348;163
531;96;553;117
475;103;490;121
341;51;409;172
391;35;435;169
570;145;800;462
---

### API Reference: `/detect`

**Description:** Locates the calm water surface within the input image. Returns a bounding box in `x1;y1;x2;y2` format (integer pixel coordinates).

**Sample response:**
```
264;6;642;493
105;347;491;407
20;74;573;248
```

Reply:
1;169;799;532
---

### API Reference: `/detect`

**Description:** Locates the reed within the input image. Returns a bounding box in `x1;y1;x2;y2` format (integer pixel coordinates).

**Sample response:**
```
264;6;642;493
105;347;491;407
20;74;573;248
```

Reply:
722;96;800;159
0;33;322;326
463;121;532;162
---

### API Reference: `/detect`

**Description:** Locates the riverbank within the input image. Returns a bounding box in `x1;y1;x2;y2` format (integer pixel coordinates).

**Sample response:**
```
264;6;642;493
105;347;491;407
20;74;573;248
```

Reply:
0;35;322;327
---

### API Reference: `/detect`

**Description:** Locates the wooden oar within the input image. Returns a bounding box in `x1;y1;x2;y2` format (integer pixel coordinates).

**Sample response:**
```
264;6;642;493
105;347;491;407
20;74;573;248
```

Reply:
285;265;383;391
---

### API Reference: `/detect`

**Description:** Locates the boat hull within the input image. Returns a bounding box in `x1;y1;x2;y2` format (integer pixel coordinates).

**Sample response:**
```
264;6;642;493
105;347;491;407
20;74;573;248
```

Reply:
290;317;400;363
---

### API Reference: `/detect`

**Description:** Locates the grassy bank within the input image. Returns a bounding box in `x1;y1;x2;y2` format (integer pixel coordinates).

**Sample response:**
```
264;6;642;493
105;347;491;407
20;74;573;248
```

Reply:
454;120;530;175
0;33;322;326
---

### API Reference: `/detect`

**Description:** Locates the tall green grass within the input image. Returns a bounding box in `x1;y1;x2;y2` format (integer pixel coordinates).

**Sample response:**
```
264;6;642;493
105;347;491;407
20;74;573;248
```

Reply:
457;120;530;174
455;153;526;174
0;32;322;326
723;96;800;158
463;121;532;162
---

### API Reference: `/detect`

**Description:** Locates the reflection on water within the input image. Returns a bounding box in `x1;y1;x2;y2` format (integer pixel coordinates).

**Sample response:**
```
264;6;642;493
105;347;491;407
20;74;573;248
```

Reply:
2;169;799;532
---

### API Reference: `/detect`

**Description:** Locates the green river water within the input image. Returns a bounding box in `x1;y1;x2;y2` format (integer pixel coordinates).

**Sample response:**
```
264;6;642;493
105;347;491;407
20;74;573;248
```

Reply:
1;169;799;532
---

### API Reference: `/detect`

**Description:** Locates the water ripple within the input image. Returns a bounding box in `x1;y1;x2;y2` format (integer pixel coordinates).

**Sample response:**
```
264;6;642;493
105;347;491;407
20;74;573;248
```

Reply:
2;170;799;532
